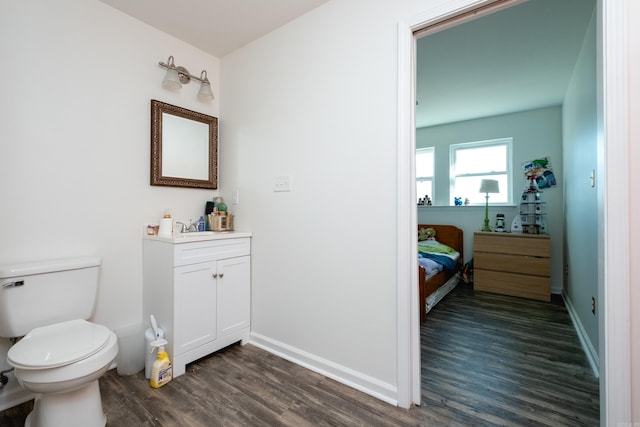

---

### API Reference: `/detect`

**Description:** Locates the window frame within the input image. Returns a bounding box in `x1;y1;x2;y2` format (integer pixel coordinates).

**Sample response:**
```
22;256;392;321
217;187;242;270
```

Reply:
416;147;435;204
449;138;513;206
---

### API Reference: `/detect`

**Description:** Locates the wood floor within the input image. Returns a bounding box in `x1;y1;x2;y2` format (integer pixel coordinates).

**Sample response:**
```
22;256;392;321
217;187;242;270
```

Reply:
0;284;599;426
420;284;599;426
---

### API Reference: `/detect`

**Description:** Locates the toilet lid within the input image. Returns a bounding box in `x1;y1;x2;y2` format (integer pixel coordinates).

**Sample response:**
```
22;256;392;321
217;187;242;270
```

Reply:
8;319;111;369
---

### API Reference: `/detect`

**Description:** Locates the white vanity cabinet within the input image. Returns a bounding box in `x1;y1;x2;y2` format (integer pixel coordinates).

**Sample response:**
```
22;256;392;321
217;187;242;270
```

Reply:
143;233;251;377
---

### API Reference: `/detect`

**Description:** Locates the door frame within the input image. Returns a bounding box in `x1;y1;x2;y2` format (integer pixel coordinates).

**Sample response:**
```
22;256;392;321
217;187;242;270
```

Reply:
395;0;631;423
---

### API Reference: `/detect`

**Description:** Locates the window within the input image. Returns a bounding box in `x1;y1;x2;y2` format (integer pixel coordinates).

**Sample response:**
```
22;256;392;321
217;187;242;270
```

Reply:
450;138;512;205
416;147;434;204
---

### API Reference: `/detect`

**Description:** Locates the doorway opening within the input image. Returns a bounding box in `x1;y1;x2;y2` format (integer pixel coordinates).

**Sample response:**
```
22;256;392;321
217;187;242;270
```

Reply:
395;1;631;422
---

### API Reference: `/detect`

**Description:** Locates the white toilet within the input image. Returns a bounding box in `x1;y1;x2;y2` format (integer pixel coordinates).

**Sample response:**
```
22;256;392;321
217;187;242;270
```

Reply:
0;257;118;427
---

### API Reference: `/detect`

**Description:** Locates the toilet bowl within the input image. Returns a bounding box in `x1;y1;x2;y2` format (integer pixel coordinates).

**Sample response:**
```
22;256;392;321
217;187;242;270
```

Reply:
0;257;117;426
8;319;118;427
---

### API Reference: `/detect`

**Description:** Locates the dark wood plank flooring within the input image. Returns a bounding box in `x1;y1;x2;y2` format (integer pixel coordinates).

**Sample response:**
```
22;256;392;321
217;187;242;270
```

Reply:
420;284;599;426
0;284;599;426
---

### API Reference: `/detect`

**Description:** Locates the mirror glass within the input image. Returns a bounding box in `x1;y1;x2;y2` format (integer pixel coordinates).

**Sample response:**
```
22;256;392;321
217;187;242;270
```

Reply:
151;100;218;189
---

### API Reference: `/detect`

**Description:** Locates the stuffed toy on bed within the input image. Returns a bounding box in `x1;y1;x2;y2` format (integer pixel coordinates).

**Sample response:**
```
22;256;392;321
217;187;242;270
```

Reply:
418;227;436;241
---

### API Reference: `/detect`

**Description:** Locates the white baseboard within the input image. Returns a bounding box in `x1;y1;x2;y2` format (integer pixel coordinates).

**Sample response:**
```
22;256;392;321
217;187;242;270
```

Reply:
562;292;600;378
249;332;398;406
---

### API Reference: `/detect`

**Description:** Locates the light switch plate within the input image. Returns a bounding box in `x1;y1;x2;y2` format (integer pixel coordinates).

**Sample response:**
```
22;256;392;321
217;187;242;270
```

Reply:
273;175;292;192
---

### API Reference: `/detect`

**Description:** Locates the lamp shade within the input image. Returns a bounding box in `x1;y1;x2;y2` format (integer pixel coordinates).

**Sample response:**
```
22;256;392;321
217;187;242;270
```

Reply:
479;179;500;194
197;81;214;101
162;69;182;90
196;70;214;101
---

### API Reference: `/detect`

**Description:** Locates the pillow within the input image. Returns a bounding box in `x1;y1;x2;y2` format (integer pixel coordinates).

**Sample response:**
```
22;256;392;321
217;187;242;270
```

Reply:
417;239;439;248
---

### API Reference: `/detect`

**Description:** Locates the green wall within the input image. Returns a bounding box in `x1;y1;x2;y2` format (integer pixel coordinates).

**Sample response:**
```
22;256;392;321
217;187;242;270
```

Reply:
562;9;598;366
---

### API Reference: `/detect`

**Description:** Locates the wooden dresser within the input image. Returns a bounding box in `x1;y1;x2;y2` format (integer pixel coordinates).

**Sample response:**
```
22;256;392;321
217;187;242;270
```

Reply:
473;232;551;301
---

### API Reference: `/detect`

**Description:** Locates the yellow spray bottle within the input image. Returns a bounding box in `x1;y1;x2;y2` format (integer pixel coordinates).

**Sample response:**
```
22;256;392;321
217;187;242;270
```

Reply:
149;338;172;388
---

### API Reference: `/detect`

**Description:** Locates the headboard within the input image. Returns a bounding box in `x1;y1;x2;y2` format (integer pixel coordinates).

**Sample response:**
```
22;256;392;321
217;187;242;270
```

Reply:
417;224;464;267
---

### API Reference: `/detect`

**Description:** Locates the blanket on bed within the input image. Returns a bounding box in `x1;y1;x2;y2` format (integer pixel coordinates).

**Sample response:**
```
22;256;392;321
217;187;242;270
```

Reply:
418;240;460;270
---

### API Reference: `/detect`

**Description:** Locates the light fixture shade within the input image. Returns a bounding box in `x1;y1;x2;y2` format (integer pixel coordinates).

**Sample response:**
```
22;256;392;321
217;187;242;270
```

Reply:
159;57;214;100
197;81;214;101
196;70;214;101
162;68;182;90
479;179;500;194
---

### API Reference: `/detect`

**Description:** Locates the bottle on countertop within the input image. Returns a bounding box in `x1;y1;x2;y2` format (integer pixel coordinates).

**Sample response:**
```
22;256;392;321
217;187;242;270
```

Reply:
158;210;173;236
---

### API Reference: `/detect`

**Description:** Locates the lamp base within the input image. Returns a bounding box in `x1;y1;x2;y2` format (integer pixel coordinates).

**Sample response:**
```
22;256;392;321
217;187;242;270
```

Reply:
481;194;492;231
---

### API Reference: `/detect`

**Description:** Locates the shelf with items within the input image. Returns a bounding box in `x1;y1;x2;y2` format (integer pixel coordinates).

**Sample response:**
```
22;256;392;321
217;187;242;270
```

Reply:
516;177;547;235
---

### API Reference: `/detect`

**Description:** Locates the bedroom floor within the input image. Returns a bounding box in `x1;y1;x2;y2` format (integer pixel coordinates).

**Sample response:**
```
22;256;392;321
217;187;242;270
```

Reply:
0;284;599;426
421;283;600;426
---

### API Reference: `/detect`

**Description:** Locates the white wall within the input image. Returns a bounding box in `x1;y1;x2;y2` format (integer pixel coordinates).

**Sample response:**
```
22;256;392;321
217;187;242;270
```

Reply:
562;8;598;364
220;0;434;403
0;0;220;408
416;106;564;293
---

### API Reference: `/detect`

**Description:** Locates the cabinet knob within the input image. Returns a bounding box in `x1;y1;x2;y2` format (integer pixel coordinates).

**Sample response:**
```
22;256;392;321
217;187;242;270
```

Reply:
212;273;218;278
219;273;224;278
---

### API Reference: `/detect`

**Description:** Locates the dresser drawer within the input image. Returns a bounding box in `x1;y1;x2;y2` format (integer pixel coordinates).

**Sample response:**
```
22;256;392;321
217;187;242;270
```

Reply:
474;252;550;277
474;269;550;301
474;233;550;257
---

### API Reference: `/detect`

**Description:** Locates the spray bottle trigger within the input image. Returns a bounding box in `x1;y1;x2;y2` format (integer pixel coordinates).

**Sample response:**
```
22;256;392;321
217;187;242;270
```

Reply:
150;338;168;353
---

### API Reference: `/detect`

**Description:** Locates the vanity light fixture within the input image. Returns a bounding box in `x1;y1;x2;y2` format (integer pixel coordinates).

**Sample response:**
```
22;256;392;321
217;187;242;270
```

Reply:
158;56;214;101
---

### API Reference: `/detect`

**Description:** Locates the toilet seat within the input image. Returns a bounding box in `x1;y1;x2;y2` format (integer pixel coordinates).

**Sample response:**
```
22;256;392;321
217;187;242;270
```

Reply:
8;319;111;369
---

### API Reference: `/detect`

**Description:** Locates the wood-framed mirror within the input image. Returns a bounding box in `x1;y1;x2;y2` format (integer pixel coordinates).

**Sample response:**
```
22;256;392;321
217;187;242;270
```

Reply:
150;100;218;189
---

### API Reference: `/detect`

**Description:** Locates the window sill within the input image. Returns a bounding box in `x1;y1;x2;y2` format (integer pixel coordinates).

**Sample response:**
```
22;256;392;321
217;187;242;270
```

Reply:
418;204;517;209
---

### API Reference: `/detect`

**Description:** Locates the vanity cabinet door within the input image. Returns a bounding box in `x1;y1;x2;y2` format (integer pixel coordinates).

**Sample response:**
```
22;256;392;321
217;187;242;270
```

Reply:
218;255;251;337
174;261;217;355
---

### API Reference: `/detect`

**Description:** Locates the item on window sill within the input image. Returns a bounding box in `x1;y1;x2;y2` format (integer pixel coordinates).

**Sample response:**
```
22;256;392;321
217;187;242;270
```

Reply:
418;195;432;206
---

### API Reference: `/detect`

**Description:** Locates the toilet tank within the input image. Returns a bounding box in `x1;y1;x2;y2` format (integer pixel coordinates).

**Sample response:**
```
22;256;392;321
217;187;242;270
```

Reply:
0;257;101;338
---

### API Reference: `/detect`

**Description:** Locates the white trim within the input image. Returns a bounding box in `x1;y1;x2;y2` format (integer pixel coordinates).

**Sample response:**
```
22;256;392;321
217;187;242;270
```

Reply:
416;147;435;203
249;333;398;406
599;0;631;424
562;291;600;378
396;17;418;408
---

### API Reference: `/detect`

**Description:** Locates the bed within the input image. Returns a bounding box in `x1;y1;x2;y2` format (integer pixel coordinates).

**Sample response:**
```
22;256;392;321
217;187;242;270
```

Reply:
418;224;464;322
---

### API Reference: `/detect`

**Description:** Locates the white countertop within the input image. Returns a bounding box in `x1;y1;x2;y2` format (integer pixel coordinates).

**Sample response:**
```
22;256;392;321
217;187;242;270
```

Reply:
144;230;252;243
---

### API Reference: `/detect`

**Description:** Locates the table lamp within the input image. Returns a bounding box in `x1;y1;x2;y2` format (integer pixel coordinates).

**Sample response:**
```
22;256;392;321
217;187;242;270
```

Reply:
479;179;500;232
